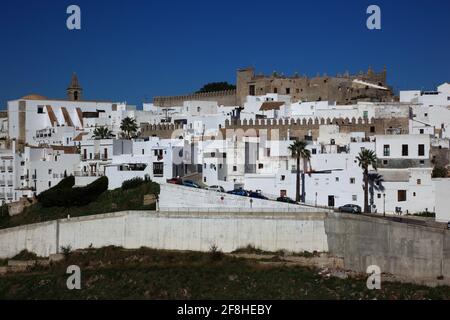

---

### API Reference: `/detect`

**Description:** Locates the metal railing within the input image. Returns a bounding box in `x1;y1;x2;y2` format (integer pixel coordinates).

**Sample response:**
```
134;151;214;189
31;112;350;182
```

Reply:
158;207;332;214
74;171;105;177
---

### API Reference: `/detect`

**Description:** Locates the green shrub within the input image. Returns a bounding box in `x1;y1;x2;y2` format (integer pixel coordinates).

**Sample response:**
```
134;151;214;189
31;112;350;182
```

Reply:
37;176;75;207
12;250;39;261
122;177;145;190
0;204;8;218
432;166;448;178
209;244;224;261
38;176;108;208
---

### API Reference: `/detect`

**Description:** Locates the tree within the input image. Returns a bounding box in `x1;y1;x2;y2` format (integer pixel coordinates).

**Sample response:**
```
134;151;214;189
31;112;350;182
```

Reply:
432;166;448;178
120;117;139;139
356;149;378;213
92;126;113;139
368;173;384;213
288;140;311;203
196;82;236;93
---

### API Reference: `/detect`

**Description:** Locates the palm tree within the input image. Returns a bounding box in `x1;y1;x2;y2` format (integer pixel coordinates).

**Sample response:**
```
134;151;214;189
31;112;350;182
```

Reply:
289;140;311;202
92;126;113;139
120;117;139;139
368;173;385;213
356;149;378;213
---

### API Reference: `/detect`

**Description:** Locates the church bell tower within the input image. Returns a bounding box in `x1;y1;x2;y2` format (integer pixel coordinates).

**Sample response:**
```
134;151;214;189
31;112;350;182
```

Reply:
67;73;83;101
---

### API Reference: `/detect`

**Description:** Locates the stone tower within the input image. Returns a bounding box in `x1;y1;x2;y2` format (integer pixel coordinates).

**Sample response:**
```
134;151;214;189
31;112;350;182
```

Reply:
67;73;82;101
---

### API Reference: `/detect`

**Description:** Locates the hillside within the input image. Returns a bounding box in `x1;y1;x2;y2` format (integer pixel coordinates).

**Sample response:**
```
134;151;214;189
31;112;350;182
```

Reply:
0;246;449;299
0;180;160;230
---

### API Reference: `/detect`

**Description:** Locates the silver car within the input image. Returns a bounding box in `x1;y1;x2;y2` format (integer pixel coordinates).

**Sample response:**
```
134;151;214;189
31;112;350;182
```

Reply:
206;185;225;193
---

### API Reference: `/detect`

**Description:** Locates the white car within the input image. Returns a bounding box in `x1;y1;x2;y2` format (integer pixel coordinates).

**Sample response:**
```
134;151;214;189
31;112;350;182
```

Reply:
207;185;225;193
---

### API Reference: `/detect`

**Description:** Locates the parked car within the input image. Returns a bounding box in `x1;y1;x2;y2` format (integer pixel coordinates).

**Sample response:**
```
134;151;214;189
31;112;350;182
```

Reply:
182;180;202;189
167;178;182;185
227;189;249;197
206;185;225;193
338;204;362;214
248;192;268;200
276;196;297;204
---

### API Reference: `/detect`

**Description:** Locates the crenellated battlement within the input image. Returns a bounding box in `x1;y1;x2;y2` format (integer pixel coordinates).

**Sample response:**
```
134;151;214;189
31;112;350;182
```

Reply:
153;89;237;108
223;117;377;128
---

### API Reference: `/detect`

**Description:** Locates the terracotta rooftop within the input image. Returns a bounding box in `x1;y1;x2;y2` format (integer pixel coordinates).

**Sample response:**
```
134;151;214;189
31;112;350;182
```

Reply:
259;101;285;111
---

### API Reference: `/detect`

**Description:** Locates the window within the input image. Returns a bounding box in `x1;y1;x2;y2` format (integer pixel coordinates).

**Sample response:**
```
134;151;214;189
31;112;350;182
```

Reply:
233;166;237;172
350;178;356;184
402;144;409;156
398;190;407;202
153;162;164;176
48;181;51;188
273;87;278;94
258;163;264;169
197;107;201;113
335;177;339;182
204;163;206;169
419;129;424;134
48;169;52;174
249;85;255;96
352;195;357;201
286;88;291;95
142;149;145;155
266;148;271;157
203;177;206;183
383;144;390;157
370;126;375;133
383;160;388;165
377;193;381;199
417;179;421;185
418;144;425;156
219;164;222;169
281;175;285;181
363;111;368;119
413;192;416;197
424;113;428;117
312;149;317;155
37;106;44;114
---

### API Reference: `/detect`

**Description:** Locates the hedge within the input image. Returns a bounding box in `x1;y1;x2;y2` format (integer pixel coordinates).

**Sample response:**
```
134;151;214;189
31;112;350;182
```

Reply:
38;176;108;208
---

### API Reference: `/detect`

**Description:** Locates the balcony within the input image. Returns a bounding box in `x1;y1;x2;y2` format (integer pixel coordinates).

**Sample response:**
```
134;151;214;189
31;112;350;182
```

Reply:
0;166;5;172
74;171;105;177
7;181;13;187
7;166;13;172
0;181;4;187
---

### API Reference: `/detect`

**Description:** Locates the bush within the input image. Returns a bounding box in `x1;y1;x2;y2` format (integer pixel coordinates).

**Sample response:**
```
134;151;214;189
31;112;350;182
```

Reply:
412;211;436;218
209;244;224;261
12;250;39;261
38;176;108;208
122;177;145;190
432;166;448;178
0;204;8;218
38;176;75;207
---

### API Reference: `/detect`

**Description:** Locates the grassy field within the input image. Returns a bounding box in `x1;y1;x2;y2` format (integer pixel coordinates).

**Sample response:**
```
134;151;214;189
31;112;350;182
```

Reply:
0;181;159;230
0;246;449;300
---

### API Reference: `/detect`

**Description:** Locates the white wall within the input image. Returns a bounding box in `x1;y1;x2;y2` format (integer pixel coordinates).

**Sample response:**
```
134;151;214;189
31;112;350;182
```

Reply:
433;178;450;222
159;183;330;212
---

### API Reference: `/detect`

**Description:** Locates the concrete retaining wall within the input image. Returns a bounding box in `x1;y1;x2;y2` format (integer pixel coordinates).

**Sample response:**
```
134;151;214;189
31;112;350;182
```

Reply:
0;209;449;283
0;211;328;259
325;212;450;281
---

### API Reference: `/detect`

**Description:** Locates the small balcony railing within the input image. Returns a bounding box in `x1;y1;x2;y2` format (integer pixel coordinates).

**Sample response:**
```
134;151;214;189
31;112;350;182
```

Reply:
74;171;105;177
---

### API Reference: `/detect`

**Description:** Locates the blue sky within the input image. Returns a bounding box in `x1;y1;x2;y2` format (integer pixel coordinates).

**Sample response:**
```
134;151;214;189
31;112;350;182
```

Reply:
0;0;449;107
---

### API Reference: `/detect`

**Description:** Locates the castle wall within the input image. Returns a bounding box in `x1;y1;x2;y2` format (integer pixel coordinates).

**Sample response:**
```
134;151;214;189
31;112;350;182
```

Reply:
153;90;237;108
